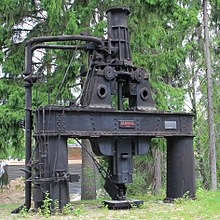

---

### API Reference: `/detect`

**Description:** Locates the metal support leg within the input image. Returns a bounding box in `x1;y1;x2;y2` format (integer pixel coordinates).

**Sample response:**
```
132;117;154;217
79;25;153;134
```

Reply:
166;137;196;200
48;137;69;209
33;136;70;210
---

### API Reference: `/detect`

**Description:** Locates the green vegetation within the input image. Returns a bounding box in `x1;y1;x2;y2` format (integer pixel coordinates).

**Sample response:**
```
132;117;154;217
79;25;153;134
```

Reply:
0;189;219;219
40;191;53;217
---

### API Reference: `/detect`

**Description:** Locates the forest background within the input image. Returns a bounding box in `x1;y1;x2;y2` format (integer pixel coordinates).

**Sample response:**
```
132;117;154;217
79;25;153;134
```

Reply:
0;0;219;194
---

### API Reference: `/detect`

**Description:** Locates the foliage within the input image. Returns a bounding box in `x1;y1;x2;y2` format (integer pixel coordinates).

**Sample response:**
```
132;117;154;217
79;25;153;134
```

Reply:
38;191;52;217
19;205;28;218
127;138;166;195
62;203;73;215
0;79;24;158
0;0;98;158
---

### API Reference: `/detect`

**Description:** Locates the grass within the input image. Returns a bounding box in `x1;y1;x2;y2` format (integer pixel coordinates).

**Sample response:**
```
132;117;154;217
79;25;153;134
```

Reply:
0;189;220;219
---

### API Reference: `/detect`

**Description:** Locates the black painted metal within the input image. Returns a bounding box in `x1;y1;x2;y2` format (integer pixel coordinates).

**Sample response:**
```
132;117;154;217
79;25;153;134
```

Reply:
106;6;131;62
14;5;196;213
166;137;196;200
24;82;32;210
11;81;32;214
103;199;143;209
34;107;193;137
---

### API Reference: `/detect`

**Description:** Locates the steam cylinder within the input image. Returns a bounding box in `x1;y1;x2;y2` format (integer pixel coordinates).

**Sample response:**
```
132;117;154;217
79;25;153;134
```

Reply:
106;6;131;61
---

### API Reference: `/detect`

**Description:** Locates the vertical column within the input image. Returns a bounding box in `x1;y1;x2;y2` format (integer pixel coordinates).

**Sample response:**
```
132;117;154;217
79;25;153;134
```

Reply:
166;137;196;200
24;81;32;210
34;136;70;210
48;136;69;209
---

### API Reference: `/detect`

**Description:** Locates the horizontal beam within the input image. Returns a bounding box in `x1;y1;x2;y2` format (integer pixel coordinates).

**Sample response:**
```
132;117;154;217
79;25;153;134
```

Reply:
34;106;193;138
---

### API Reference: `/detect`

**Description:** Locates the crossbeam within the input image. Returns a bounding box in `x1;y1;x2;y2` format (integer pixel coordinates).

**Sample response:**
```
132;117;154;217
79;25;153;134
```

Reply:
35;107;193;138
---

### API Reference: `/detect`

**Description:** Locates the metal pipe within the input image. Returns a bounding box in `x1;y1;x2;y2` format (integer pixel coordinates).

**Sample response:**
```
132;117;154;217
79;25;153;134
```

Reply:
28;35;103;46
23;42;33;211
11;81;33;214
24;81;32;210
12;42;33;213
24;35;102;76
24;42;32;76
31;44;85;52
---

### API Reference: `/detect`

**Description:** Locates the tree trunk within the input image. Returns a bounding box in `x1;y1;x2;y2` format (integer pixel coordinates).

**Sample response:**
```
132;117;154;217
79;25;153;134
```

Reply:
203;0;217;190
78;0;98;200
152;147;162;194
191;63;209;189
81;139;96;200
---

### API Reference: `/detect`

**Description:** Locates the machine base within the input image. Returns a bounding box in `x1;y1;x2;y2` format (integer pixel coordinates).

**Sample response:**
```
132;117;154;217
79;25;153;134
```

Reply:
103;199;143;209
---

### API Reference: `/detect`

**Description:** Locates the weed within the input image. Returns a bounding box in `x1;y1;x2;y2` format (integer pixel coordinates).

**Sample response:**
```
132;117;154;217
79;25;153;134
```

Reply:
19;205;28;217
15;184;24;191
38;191;52;217
73;207;84;216
37;207;42;216
174;197;184;204
62;202;73;215
137;203;146;209
53;199;59;213
173;191;191;204
183;191;190;198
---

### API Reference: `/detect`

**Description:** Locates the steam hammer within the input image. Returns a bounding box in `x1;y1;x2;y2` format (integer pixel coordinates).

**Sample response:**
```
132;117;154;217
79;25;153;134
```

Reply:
12;6;195;212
